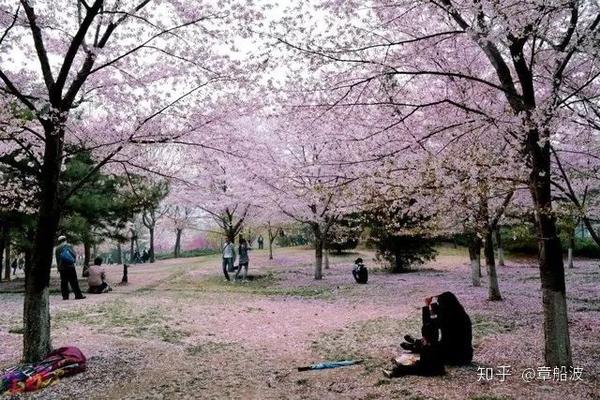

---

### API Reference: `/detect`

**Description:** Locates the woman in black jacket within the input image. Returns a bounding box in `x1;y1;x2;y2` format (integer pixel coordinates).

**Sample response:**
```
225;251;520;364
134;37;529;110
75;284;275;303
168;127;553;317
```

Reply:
384;291;473;378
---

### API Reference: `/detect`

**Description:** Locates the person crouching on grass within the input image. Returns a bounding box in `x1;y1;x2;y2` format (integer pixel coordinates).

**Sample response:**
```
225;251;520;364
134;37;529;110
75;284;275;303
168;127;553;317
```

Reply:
87;257;112;294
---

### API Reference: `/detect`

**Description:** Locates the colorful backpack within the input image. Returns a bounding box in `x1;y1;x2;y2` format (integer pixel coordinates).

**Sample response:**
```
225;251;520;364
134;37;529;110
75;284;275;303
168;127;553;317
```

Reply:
1;346;86;394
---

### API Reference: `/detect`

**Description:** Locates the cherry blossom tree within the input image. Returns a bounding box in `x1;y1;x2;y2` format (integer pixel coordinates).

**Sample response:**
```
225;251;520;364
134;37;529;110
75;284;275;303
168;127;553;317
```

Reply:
0;0;261;361
271;0;600;367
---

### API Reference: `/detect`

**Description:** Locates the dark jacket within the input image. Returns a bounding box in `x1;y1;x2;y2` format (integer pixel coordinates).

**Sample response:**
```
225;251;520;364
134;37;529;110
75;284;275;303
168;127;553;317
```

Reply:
423;292;473;365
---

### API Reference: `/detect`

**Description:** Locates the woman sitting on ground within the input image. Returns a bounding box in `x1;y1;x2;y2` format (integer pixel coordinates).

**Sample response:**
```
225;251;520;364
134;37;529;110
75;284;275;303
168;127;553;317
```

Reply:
383;291;472;377
87;257;112;294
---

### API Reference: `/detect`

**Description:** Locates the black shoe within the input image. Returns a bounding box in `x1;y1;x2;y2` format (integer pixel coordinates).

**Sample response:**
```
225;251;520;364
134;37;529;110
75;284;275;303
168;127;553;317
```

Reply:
400;342;415;351
62;298;69;301
75;296;86;300
404;335;416;343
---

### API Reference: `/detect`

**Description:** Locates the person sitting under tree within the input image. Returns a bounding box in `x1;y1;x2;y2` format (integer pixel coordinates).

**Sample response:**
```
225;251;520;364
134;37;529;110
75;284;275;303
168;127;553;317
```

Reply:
352;257;368;284
383;291;472;378
87;257;112;294
54;235;86;300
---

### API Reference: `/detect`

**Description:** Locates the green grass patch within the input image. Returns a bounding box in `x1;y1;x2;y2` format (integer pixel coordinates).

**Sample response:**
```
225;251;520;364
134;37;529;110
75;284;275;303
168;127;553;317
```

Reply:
186;340;239;356
471;314;515;340
310;316;421;371
168;272;341;300
54;300;188;343
155;248;221;260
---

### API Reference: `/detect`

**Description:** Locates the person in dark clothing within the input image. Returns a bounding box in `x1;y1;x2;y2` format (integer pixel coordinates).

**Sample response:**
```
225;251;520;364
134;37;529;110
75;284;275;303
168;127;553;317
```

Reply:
11;259;18;275
383;291;472;378
55;236;85;300
257;235;264;250
133;250;141;263
352;257;368;284
235;237;250;281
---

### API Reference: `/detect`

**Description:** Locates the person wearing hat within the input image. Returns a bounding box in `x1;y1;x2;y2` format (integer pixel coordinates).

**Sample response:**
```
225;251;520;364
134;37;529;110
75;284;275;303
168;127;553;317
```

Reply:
54;235;85;300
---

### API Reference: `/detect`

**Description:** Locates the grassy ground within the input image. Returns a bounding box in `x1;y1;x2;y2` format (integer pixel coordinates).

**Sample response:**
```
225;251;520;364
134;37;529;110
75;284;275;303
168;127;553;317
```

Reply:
0;246;598;399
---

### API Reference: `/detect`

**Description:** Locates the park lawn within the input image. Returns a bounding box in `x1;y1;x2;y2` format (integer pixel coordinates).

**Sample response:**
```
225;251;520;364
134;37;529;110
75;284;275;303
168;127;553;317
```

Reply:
0;247;598;400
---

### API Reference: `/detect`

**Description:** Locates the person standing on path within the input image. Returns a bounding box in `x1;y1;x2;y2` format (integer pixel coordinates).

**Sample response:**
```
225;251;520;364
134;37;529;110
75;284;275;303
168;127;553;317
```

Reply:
55;235;86;300
222;237;235;280
235;237;250;281
257;235;264;250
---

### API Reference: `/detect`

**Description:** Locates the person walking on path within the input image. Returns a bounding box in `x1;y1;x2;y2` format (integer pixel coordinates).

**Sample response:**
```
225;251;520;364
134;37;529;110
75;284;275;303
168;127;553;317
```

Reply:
55;236;86;300
235;237;250;281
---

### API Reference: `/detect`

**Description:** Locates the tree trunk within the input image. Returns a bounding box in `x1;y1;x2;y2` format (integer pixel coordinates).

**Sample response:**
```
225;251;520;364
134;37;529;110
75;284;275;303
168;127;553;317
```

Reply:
83;241;91;267
313;225;323;280
0;224;6;283
528;127;572;367
149;227;155;263
393;249;404;273
24;133;63;362
116;242;122;264
4;234;11;281
130;232;135;263
324;248;330;269
566;227;575;269
468;235;481;287
495;228;505;266
483;230;502;301
174;228;182;258
268;224;274;260
314;238;323;280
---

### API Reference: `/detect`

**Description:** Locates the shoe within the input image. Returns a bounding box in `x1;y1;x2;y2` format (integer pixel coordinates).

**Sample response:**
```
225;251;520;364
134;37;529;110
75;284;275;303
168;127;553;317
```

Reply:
62;298;69;301
382;369;393;379
400;342;414;351
75;296;86;300
404;335;415;343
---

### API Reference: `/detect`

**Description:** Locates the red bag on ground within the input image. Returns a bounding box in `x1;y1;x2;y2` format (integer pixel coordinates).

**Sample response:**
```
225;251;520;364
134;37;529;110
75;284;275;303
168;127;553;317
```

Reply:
1;346;86;394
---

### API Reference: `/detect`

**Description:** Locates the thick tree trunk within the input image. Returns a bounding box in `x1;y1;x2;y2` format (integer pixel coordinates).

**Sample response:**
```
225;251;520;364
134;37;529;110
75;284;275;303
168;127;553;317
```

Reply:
82;240;91;277
149;227;155;263
83;241;91;267
468;235;481;287
174;228;182;258
567;229;575;269
314;238;323;280
24;133;63;362
313;225;323;280
324;248;330;269
528;128;572;367
495;228;505;266
483;230;502;301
